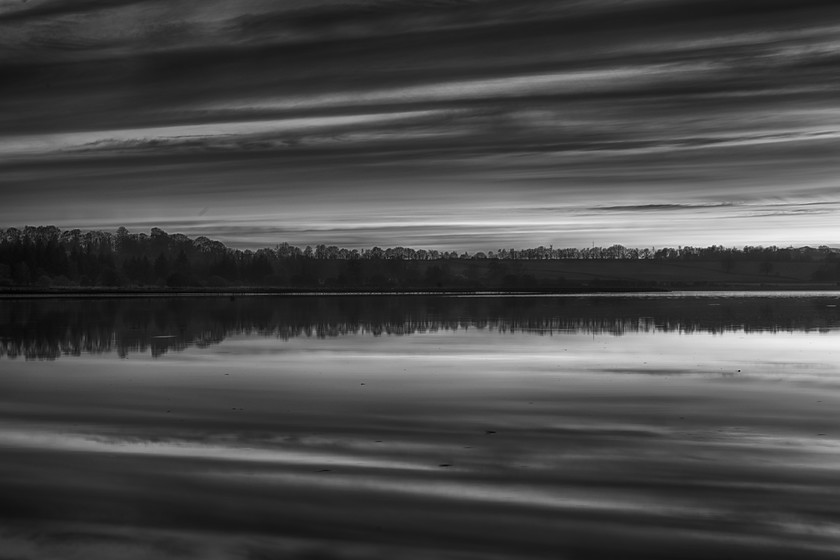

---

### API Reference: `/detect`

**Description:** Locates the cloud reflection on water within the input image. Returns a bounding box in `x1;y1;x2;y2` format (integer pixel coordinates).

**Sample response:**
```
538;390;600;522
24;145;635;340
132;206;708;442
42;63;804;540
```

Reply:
1;295;839;558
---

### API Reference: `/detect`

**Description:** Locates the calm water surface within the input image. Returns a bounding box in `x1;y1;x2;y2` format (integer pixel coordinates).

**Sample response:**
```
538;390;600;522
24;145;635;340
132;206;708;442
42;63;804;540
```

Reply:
1;294;839;559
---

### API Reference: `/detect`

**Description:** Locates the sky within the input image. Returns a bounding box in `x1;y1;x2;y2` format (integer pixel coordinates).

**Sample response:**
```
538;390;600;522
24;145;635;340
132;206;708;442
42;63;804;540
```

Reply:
1;0;839;250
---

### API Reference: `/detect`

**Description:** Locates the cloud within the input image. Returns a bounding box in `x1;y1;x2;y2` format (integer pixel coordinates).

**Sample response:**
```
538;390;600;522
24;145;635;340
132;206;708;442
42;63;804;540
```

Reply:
0;109;453;159
593;203;735;212
1;0;839;248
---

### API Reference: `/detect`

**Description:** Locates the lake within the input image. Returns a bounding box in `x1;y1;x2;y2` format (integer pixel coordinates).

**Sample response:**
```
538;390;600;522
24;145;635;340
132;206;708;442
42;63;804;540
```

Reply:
1;293;839;559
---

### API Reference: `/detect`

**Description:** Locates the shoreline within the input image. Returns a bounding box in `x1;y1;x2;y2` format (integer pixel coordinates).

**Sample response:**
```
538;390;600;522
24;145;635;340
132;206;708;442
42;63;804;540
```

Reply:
1;284;838;298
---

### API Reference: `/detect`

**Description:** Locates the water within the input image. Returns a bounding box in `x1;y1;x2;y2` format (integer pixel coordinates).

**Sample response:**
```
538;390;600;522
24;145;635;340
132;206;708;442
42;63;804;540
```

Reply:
1;293;839;559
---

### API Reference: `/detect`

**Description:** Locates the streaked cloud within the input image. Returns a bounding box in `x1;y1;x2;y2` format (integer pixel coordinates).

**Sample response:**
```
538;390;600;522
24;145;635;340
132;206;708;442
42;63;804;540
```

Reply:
1;0;839;248
0;109;451;158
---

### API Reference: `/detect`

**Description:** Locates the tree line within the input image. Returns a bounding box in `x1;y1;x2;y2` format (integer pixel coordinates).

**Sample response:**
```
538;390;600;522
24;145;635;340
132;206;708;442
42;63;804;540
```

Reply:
0;225;837;289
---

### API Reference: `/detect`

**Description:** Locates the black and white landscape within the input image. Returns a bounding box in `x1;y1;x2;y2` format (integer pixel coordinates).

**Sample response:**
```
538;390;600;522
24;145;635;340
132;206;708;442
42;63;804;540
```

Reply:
2;2;840;559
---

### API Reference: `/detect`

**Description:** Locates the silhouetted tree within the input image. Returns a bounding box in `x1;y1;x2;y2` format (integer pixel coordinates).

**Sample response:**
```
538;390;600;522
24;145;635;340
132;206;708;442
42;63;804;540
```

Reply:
1;226;838;289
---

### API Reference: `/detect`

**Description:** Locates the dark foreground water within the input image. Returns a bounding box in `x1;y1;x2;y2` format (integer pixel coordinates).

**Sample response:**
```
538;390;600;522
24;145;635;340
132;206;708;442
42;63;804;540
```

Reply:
1;293;839;559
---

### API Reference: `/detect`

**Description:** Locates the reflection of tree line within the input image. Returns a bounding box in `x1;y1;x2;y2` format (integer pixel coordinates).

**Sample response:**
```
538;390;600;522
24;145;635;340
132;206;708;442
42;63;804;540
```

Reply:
1;296;838;360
